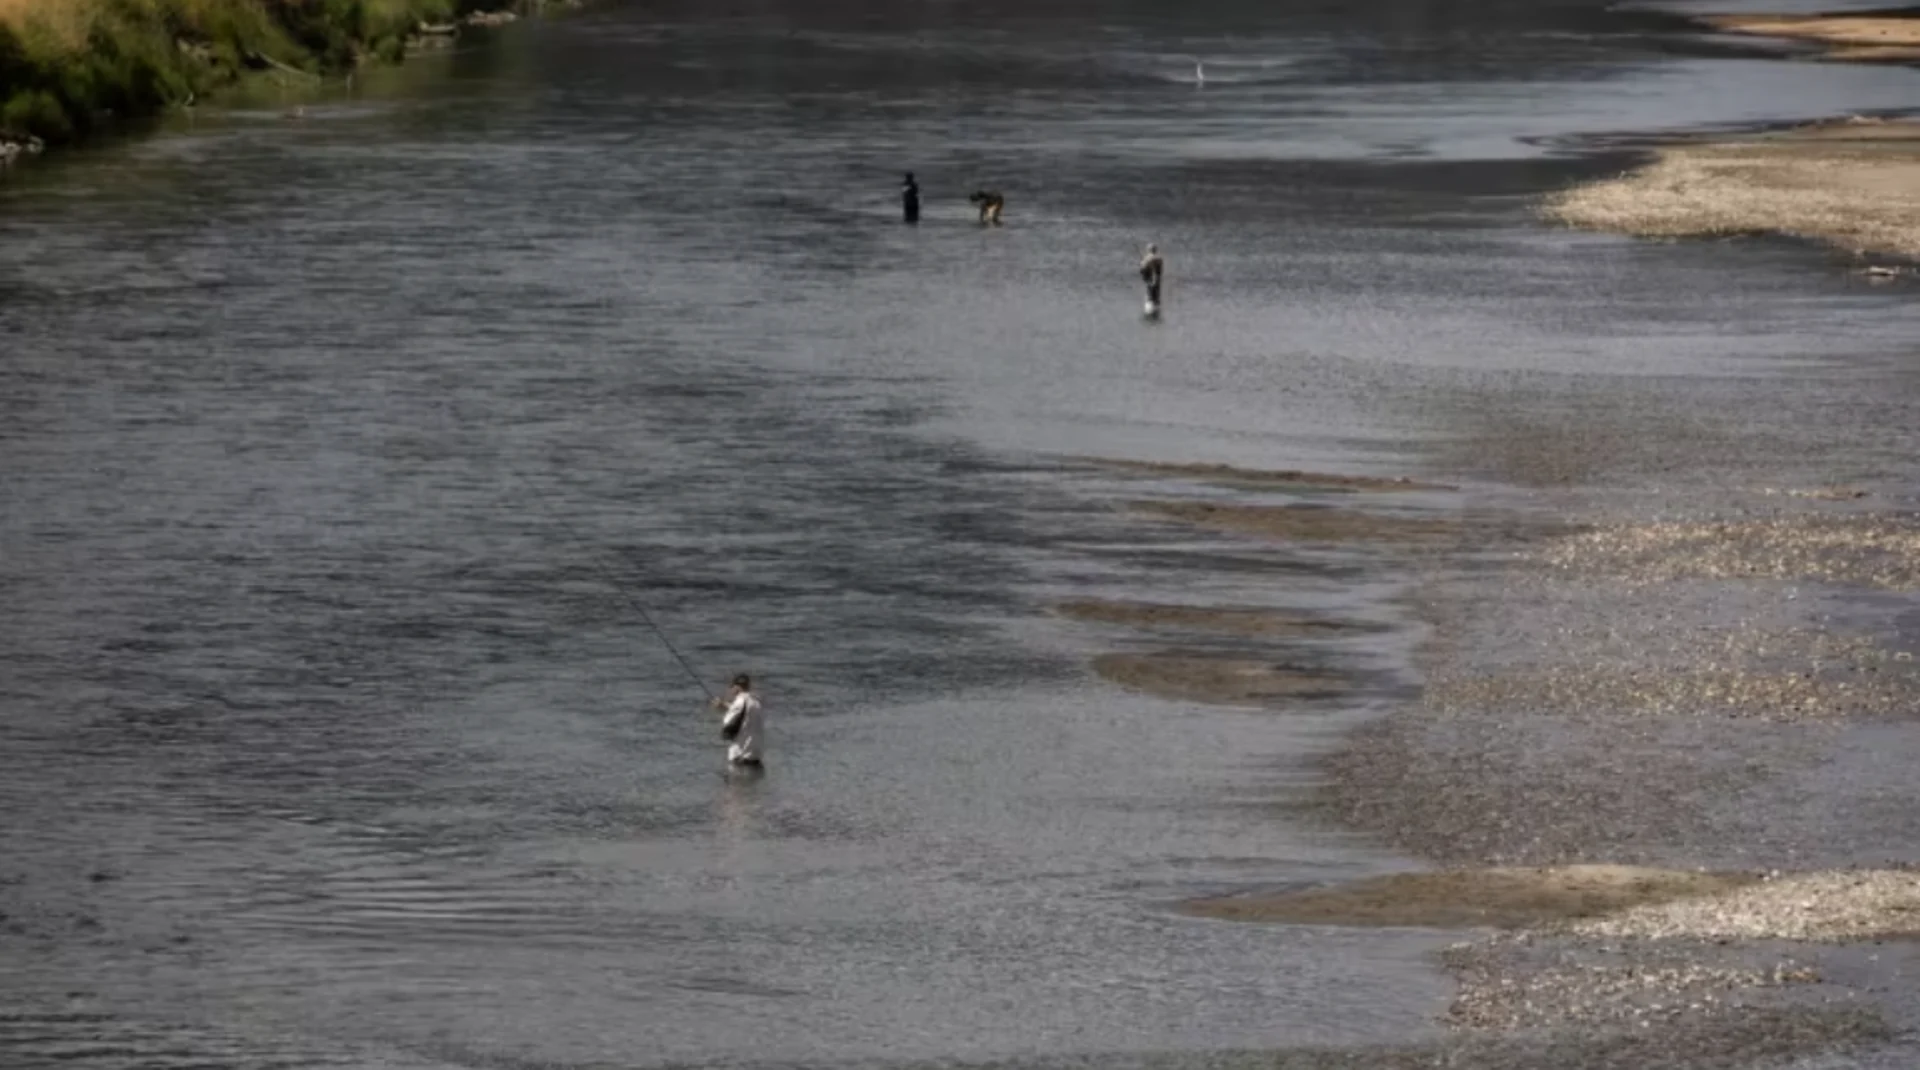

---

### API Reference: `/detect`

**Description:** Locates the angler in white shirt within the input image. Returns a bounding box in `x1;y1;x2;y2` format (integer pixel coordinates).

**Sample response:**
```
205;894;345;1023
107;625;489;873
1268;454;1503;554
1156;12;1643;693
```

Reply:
711;673;765;768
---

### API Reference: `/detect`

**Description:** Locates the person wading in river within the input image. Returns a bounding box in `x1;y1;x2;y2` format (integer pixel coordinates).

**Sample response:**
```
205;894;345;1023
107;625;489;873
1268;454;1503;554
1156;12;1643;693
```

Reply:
969;190;1004;226
1139;243;1164;313
902;171;921;224
711;673;765;768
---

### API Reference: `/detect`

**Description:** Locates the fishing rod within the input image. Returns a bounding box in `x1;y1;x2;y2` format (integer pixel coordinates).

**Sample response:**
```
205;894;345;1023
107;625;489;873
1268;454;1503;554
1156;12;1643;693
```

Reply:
507;467;718;704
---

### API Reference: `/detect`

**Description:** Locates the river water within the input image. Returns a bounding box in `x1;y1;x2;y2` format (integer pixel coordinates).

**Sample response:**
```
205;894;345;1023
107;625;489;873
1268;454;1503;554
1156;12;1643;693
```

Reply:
3;2;1919;1067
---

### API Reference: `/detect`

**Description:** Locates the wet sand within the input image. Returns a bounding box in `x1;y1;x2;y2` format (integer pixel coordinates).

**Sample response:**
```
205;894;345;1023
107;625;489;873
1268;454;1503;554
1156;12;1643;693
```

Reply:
1078;458;1451;493
1192;861;1920;941
1052;599;1367;638
1546;117;1920;261
1092;651;1348;707
1181;866;1755;929
1130;500;1456;543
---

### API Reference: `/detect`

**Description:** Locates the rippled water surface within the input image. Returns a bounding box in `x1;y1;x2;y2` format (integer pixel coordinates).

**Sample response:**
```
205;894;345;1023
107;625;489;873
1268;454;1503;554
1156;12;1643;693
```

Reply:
3;1;1919;1067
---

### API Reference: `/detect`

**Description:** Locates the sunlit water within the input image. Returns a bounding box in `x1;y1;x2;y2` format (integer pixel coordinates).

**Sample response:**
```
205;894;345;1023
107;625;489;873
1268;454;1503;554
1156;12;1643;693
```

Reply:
3;2;1919;1067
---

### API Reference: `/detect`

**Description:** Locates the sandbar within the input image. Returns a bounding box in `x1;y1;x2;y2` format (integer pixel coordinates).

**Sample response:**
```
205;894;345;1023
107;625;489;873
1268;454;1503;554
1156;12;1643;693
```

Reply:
1180;865;1755;929
1052;599;1365;638
1079;458;1451;493
1092;650;1347;706
1131;500;1454;542
1546;117;1920;261
1702;13;1920;61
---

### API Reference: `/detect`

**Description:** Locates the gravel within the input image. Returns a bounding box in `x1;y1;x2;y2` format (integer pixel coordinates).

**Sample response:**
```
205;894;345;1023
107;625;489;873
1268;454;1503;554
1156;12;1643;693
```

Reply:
1571;870;1920;943
1538;516;1920;591
1312;486;1920;1065
958;1006;1893;1069
1443;933;1831;1031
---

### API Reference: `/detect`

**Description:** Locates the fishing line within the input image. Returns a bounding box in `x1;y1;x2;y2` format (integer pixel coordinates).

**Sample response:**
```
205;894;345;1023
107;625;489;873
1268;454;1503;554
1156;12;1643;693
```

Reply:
545;485;716;702
556;503;716;701
491;454;718;704
457;233;718;704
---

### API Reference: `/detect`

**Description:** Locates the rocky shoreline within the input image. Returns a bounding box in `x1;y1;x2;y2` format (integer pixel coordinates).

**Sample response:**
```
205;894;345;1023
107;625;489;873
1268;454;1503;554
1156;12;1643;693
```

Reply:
1312;470;1920;1054
1049;456;1920;1066
1057;348;1920;1069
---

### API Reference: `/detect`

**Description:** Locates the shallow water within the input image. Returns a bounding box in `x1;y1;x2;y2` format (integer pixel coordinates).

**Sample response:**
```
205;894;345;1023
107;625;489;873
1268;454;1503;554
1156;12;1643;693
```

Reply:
3;2;1919;1067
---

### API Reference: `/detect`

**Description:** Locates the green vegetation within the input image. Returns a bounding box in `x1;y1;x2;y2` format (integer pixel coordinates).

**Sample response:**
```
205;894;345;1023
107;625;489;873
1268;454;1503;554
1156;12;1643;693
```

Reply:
0;0;500;147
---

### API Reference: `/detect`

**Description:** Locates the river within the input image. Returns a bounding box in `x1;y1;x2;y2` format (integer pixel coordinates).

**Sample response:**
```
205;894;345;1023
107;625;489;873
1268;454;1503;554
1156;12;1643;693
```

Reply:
2;2;1918;1067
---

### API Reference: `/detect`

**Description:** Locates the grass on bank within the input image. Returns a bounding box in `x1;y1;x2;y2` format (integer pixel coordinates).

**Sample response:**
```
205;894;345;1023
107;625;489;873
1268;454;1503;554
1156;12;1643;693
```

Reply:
0;0;475;145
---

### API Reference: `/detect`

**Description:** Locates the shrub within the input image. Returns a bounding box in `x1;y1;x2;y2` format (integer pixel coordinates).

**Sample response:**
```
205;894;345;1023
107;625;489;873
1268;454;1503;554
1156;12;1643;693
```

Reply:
2;0;512;148
2;87;73;140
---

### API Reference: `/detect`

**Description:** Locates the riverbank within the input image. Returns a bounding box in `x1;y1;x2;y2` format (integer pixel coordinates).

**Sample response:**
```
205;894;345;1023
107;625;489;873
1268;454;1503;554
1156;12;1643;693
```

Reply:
1545;116;1920;263
0;0;549;159
1299;460;1920;1055
1075;429;1920;1060
1056;442;1920;1063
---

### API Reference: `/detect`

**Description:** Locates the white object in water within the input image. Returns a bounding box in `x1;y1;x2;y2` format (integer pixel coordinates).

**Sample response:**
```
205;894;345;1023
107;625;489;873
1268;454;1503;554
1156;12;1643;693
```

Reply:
1194;61;1205;85
721;691;764;765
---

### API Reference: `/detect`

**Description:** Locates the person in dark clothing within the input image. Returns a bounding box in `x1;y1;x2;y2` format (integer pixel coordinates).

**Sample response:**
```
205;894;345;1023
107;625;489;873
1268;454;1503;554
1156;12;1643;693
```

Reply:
902;172;920;224
1139;243;1164;311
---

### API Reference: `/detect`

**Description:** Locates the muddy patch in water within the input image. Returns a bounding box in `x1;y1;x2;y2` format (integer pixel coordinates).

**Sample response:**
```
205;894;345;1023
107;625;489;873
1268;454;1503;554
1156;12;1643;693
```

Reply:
1078;457;1452;493
1180;865;1755;930
1130;500;1455;543
1052;599;1369;639
1092;651;1348;707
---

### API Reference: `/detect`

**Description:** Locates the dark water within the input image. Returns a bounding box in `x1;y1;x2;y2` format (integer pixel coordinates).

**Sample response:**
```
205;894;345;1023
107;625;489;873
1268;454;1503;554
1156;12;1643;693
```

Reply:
3;2;1919;1067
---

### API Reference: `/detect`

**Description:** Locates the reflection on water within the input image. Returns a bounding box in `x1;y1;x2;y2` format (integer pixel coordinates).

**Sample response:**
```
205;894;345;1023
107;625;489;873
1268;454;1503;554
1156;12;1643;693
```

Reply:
2;1;1917;1067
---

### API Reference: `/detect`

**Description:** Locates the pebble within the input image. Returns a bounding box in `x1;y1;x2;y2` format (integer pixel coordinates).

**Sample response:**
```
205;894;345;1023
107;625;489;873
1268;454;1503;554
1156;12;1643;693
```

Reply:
1538;515;1920;591
1574;871;1920;942
1317;487;1920;1068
